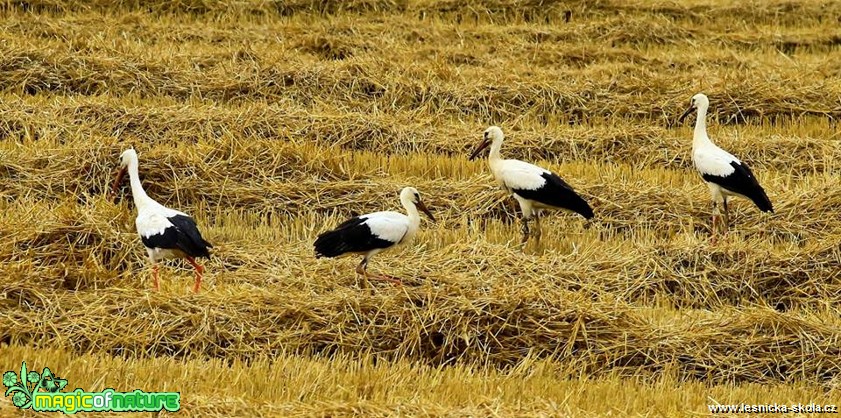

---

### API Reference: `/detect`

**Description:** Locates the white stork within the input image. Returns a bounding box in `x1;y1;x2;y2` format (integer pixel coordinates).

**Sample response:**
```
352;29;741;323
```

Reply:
111;148;213;293
678;93;773;239
314;187;435;285
469;126;594;244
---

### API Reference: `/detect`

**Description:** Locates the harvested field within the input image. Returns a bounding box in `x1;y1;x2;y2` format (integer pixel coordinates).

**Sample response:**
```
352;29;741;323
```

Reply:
1;0;840;416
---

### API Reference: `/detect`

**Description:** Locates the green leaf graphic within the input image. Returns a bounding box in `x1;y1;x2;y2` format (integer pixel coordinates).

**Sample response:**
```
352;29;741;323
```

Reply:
5;385;26;397
18;362;27;394
4;362;63;409
5;363;32;410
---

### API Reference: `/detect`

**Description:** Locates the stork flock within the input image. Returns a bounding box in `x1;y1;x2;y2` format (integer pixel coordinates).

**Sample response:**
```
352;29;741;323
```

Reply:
110;93;774;292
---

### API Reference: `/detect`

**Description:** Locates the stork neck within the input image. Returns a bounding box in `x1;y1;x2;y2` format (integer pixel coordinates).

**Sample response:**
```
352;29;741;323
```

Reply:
692;105;713;149
486;139;504;175
401;198;421;227
488;139;502;162
126;160;155;211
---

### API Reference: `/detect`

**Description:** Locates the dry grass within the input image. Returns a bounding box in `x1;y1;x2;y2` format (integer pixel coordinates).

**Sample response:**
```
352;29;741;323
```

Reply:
1;0;841;415
0;344;837;417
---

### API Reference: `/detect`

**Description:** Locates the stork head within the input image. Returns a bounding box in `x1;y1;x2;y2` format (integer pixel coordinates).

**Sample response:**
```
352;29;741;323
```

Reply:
678;93;710;123
400;187;435;222
110;148;137;201
469;126;504;160
118;148;138;168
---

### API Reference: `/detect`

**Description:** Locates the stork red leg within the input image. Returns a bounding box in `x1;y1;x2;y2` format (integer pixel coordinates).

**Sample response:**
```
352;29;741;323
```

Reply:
152;264;160;291
372;273;402;286
722;198;730;234
186;257;204;293
710;201;719;244
355;259;400;286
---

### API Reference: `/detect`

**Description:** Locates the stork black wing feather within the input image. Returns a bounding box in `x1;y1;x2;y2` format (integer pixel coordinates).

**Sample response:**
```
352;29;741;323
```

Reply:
314;217;395;258
512;172;594;219
156;214;213;258
702;161;773;212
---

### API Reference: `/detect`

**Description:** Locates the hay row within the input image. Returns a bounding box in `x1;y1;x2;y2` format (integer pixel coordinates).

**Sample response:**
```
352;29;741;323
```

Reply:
0;9;840;120
3;278;841;384
0;98;839;174
4;0;841;25
5;343;835;416
2;195;841;309
0;45;838;120
2;135;840;230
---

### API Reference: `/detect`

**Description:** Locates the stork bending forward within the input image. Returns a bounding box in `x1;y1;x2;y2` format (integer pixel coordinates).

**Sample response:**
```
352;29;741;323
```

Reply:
314;187;435;285
111;149;213;292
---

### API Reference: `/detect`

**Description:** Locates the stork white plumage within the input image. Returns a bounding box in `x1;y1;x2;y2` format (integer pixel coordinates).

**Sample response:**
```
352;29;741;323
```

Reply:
111;149;213;293
678;93;773;240
469;126;594;244
314;187;435;285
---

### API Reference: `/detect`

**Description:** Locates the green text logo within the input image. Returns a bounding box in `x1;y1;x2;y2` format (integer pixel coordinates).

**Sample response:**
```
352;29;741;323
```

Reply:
3;361;180;414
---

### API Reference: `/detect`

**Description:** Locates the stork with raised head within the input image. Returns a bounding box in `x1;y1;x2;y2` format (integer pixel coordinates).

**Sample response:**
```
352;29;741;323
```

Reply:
678;93;773;240
111;148;213;293
469;126;594;245
314;187;435;285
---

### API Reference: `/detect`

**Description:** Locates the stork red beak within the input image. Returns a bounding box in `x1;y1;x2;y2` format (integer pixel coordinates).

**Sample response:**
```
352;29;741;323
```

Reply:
416;201;436;223
468;138;491;161
678;105;695;124
110;167;127;201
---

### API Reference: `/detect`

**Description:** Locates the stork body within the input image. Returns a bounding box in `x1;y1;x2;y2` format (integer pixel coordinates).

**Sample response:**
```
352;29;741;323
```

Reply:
679;93;773;239
112;149;212;292
314;187;435;285
469;126;593;244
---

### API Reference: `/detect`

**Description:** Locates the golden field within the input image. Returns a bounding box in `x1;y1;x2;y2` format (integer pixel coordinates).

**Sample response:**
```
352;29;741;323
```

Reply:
1;0;840;416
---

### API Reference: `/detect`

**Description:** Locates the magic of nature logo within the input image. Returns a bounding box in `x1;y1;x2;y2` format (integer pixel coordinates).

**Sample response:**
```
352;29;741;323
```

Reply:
3;361;180;414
